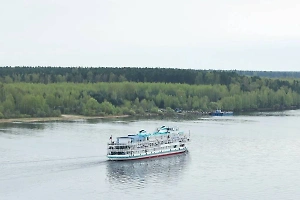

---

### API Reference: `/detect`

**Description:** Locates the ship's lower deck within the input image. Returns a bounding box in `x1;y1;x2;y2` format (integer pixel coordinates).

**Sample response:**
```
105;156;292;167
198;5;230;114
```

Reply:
107;146;187;161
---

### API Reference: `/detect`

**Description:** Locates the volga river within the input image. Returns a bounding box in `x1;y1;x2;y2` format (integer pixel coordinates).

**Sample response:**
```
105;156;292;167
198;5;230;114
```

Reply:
1;110;300;200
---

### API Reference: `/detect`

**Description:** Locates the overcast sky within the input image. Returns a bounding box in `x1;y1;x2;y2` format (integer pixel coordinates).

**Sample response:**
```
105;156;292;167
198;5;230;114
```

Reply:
1;0;299;71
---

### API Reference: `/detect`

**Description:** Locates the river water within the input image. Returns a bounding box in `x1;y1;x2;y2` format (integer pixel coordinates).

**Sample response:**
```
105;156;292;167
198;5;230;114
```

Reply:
1;110;300;200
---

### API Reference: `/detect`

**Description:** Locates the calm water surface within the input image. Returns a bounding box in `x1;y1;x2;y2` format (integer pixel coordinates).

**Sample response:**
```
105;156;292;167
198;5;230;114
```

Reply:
1;110;300;200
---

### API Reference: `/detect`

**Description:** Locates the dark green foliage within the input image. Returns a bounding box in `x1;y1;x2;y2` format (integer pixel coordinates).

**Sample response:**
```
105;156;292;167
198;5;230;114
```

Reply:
0;66;239;85
236;70;300;79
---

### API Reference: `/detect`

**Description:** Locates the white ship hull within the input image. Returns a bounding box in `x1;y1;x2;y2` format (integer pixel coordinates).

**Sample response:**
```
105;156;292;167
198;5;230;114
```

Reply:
108;147;188;161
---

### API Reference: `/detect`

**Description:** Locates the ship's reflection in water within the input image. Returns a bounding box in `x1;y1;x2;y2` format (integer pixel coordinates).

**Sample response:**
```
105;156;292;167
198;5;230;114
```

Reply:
106;153;190;189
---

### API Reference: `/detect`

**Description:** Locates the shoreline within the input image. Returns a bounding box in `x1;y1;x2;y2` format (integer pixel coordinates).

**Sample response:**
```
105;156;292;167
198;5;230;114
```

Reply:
1;107;298;124
0;114;129;124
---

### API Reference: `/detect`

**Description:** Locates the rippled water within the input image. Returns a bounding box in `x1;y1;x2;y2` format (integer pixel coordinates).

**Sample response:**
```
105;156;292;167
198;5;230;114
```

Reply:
1;110;300;200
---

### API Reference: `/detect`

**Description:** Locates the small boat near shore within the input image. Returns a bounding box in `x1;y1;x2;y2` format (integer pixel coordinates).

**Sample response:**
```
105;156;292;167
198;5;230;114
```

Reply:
107;126;190;161
209;109;233;116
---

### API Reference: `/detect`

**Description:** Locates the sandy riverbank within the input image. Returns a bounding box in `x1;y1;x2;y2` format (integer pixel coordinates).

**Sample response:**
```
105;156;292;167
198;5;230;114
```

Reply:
0;114;129;123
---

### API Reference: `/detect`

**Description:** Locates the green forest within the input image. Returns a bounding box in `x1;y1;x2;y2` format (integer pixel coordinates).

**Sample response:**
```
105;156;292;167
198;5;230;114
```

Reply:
0;67;300;119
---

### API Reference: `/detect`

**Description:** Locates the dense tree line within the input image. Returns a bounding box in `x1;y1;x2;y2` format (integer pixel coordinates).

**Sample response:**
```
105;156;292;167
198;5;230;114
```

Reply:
0;81;299;119
0;66;241;85
0;67;300;93
236;70;300;79
0;66;300;118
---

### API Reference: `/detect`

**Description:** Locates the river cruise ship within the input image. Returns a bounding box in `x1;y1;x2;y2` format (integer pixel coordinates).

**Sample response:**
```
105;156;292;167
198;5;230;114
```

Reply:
107;126;190;161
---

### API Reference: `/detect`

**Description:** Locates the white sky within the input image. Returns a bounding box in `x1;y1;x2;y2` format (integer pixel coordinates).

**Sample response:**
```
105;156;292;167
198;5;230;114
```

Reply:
0;0;300;71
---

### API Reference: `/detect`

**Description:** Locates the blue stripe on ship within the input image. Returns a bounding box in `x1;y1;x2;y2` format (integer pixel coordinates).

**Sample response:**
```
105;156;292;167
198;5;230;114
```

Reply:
107;148;187;160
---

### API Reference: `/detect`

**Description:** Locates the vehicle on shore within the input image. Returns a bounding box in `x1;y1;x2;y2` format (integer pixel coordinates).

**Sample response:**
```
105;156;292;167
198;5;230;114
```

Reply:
209;109;233;116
